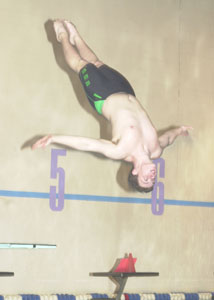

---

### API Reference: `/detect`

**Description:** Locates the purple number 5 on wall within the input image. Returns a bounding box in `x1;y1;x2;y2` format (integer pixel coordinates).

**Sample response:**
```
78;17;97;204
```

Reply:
50;148;67;211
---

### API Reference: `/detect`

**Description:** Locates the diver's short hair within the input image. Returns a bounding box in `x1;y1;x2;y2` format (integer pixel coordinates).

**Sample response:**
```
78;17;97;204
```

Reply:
128;168;154;193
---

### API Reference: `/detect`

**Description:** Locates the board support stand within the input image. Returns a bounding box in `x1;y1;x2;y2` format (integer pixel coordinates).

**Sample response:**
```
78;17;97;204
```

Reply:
90;253;159;300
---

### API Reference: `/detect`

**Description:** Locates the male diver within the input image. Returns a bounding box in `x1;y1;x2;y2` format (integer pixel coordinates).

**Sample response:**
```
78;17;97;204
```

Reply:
32;20;192;192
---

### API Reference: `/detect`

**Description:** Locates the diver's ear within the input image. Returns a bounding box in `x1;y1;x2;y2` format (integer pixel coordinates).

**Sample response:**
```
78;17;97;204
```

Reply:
132;168;138;175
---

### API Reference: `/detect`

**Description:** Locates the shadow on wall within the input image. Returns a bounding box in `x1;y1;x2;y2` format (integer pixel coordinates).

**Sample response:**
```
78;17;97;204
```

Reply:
21;19;132;192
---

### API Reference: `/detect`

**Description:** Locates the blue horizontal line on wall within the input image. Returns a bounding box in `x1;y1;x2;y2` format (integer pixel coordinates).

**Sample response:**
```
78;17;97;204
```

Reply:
0;189;214;208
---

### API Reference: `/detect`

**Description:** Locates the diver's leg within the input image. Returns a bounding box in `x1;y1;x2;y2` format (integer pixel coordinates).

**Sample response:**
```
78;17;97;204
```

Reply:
53;20;87;73
63;20;104;67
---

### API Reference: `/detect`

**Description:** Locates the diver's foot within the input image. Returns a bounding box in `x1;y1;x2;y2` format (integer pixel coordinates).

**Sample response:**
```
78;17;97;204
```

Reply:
53;20;68;42
63;20;79;45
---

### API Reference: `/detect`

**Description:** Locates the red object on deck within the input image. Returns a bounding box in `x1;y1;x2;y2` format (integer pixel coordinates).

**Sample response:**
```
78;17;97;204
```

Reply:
114;253;137;273
124;294;130;300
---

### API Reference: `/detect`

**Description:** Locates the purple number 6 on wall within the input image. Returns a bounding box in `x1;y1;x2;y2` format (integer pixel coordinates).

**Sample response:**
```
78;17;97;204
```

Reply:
151;158;165;215
50;148;67;211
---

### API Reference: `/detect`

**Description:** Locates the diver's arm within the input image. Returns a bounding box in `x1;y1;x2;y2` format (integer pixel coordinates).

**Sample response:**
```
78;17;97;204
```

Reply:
32;135;126;160
158;126;193;149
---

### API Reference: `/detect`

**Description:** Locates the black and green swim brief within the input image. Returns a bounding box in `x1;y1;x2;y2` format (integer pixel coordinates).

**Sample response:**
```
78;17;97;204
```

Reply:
79;63;135;115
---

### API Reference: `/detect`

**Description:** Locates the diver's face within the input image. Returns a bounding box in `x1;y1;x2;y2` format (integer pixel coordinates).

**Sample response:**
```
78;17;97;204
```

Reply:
137;163;156;188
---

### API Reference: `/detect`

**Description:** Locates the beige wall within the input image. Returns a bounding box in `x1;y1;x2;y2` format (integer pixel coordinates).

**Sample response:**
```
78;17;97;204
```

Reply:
0;0;213;294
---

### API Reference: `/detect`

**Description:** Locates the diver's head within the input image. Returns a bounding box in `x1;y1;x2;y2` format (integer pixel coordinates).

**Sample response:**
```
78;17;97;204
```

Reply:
128;162;156;193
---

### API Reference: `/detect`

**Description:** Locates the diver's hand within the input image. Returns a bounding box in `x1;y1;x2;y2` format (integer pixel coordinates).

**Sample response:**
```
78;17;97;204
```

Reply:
32;135;53;150
180;126;193;136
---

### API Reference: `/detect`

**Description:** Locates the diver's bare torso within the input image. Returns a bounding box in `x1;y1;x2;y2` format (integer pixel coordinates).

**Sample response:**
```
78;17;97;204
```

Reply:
102;93;162;161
